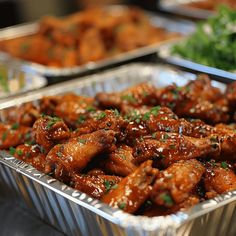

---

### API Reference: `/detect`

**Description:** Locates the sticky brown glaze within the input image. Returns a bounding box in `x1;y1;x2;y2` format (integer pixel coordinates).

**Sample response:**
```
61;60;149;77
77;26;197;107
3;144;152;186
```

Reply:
96;82;157;110
71;174;122;199
71;110;127;140
133;132;220;167
14;144;46;171
204;162;236;199
151;159;205;208
1;103;40;127
33;115;71;152
45;130;116;180
0;123;32;149
102;160;158;213
225;80;236;112
101;144;137;177
40;94;95;128
143;195;199;217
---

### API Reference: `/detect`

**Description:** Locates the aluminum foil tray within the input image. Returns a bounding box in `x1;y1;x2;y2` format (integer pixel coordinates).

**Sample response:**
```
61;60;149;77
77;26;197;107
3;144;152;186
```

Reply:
0;63;235;236
0;6;195;78
0;57;46;99
158;41;236;84
158;0;214;19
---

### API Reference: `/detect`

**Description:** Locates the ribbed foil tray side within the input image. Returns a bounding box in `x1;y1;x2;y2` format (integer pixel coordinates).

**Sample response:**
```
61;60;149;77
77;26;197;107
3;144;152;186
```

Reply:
0;63;235;236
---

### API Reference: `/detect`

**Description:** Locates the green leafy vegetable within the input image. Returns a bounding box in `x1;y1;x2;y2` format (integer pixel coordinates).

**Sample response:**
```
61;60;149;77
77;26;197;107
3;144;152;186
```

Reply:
172;6;236;71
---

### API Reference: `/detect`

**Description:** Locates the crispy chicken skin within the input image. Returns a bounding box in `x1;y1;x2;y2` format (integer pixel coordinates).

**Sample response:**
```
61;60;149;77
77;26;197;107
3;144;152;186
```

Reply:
102;160;158;213
14;144;46;171
96;83;157;110
204;162;236;199
40;94;95;128
133;132;220;167
101;144;137;177
1;103;40;127
71;173;121;199
0;123;32;149
151;159;205;207
33;116;71;152
45;130;116;179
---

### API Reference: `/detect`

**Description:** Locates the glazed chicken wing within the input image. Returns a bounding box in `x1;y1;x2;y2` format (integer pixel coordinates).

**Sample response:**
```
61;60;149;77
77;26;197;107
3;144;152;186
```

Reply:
204;161;236;199
151;159;205;207
1;103;40;127
45;130;116;180
102;160;158;213
96;82;157;110
71;173;121;199
133;132;220;167
0;123;32;149
101;144;137;177
33;115;71;152
14;144;46;171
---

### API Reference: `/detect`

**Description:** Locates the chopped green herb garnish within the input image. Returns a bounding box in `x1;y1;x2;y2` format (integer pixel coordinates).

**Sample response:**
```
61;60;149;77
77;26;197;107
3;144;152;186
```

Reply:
104;180;112;192
56;151;63;158
160;193;174;206
142;112;150;121
169;144;176;149
113;109;120;117
16;149;23;156
121;94;136;103
11;123;19;130
111;184;118;190
119;154;126;160
46;116;62;129
221;161;228;169
9;147;16;155
152;133;156;138
210;136;218;143
86;106;96;113
118;202;126;210
142;91;149;97
95;112;106;120
77;115;86;125
2;131;7;142
78;138;86;144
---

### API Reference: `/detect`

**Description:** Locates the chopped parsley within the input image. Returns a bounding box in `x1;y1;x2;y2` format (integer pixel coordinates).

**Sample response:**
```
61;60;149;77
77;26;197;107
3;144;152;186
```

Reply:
111;184;118;190
119;154;126;160
78;138;86;144
95;112;106;120
9;147;16;155
121;94;136;103
11;123;19;130
210;136;218;143
221;161;228;169
118;202;126;210
113;109;120;117
77;115;86;125
104;180;112;192
46;116;62;129
16;149;23;156
169;144;176;149
160;193;174;206
86;106;96;113
56;151;63;158
142;106;160;121
2;131;7;142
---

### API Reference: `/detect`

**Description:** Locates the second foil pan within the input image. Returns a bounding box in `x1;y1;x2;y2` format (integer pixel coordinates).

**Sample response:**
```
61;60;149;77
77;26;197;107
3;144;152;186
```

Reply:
0;63;235;236
0;6;195;79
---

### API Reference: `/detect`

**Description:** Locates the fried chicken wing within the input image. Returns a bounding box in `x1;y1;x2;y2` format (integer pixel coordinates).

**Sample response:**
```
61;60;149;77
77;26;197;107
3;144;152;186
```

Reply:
151;159;205;207
102;160;158;213
0;123;32;149
45;130;116;180
71;173;121;199
204;161;236;199
33;116;71;152
133;132;220;167
96;83;157;110
101;144;137;177
14;144;46;171
1;103;40;127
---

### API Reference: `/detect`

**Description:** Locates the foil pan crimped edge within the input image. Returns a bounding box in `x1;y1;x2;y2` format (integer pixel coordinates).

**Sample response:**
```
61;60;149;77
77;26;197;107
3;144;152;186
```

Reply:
0;63;235;236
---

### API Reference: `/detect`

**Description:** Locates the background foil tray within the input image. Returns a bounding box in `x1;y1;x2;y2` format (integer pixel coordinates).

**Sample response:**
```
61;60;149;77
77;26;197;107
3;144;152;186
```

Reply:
0;6;195;79
158;0;214;19
0;63;235;236
157;41;236;84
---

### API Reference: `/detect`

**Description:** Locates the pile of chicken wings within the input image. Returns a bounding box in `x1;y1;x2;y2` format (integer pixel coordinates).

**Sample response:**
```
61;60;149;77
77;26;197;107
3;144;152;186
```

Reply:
1;74;236;216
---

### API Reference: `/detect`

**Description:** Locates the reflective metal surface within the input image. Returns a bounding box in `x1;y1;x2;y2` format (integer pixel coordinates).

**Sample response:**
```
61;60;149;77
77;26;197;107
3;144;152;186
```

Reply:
0;63;235;236
0;6;195;78
158;0;213;19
